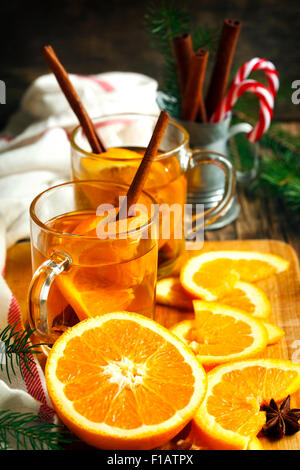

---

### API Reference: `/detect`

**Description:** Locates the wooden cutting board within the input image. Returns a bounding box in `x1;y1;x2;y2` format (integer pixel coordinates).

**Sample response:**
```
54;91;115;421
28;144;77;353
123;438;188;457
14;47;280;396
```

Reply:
4;239;300;450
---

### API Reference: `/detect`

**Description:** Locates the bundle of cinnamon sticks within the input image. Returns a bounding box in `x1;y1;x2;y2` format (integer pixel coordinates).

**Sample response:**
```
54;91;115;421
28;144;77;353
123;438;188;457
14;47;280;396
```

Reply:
174;19;241;123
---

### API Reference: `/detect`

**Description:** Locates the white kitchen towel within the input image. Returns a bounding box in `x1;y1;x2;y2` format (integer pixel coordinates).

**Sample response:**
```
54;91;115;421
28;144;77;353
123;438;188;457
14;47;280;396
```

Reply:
0;213;55;447
0;71;159;446
0;71;159;248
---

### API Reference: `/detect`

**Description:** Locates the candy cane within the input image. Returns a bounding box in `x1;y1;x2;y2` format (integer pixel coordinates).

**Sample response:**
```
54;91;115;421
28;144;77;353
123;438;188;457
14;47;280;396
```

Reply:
211;79;274;142
233;57;279;98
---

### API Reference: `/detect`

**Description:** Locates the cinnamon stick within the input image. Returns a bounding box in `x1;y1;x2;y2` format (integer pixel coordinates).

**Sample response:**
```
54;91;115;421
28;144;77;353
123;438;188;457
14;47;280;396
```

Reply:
41;45;107;153
181;49;209;122
205;19;241;119
173;33;194;95
118;110;170;220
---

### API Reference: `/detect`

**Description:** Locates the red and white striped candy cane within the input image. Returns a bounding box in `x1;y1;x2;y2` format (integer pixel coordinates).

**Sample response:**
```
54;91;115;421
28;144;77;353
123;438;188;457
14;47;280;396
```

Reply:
233;57;279;98
211;79;274;142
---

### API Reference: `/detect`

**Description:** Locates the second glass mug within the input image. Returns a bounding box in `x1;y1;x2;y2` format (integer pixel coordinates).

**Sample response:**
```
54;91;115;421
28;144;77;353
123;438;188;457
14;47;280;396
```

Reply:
25;180;158;350
70;113;236;279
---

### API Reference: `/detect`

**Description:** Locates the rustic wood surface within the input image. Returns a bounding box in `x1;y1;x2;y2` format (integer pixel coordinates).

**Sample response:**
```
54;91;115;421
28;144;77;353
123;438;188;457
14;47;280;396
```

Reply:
4;237;300;450
1;0;300;130
156;239;300;450
1;0;300;451
3;122;300;450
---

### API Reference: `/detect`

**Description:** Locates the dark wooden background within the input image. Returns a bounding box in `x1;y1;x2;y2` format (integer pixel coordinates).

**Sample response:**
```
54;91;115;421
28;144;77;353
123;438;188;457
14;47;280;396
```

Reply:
0;0;300;252
1;0;300;128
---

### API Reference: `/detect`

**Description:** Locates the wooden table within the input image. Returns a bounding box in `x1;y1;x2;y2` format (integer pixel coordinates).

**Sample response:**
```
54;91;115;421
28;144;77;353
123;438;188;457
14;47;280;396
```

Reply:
4;122;300;450
5;240;300;451
1;1;300;129
205;122;300;253
5;123;300;307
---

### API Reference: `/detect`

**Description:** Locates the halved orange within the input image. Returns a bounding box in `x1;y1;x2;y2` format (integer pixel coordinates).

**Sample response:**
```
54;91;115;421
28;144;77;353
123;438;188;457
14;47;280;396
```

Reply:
45;312;207;450
180;250;289;301
156;277;193;310
191;428;264;450
171;301;268;369
193;359;300;450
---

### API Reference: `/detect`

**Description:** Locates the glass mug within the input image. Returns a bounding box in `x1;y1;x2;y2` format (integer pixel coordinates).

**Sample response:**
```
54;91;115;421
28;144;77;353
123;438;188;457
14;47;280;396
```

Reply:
25;180;158;350
70;113;236;278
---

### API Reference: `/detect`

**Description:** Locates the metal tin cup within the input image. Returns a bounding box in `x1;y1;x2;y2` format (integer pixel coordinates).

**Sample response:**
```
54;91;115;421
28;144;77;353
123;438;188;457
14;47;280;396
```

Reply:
157;92;258;229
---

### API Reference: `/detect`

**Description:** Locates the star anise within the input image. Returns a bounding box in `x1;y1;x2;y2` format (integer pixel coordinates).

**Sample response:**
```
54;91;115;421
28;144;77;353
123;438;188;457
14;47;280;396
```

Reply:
261;396;300;439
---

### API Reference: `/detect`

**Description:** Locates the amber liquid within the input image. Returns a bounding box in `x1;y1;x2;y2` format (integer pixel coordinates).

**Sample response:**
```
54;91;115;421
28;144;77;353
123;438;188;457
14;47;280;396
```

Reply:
72;146;187;277
30;210;157;344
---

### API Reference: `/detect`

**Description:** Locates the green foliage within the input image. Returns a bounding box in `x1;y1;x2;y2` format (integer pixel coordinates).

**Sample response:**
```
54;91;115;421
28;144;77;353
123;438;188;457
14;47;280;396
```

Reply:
229;114;258;172
0;324;74;450
0;410;73;450
0;324;46;383
145;0;189;105
252;139;300;213
144;1;300;215
231;110;300;214
192;23;219;55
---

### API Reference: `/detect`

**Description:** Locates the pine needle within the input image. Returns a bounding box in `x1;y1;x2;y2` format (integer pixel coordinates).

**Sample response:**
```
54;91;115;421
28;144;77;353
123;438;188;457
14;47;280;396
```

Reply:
231;110;300;215
0;410;73;450
145;0;219;114
0;324;47;383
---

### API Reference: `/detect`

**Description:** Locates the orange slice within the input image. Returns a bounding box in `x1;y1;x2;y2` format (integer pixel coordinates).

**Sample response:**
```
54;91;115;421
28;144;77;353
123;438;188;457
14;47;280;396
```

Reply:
73;210;149;238
180;251;289;301
192;428;264;450
156;277;193;310
52;209;156;321
247;437;264;450
261;320;285;345
170;301;268;369
55;269;135;322
45;312;207;450
157;277;271;319
220;281;271;318
81;148;170;191
171;318;283;354
193;359;300;450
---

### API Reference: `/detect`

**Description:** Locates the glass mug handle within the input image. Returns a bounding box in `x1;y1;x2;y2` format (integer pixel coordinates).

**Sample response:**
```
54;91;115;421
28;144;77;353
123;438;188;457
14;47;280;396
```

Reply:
27;250;72;341
187;149;236;229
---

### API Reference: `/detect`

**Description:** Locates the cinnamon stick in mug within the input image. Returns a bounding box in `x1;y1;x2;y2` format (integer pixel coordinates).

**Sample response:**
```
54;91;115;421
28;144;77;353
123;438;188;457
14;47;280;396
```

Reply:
41;45;107;153
181;49;209;122
205;19;241;119
118;110;170;220
173;33;194;94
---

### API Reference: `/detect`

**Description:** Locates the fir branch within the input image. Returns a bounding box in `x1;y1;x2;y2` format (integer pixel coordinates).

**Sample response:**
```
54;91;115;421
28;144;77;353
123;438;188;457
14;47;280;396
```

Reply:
0;410;73;450
145;0;219;110
235;109;300;155
0;324;46;383
230;107;300;214
251;149;300;213
192;23;219;56
145;0;189;103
